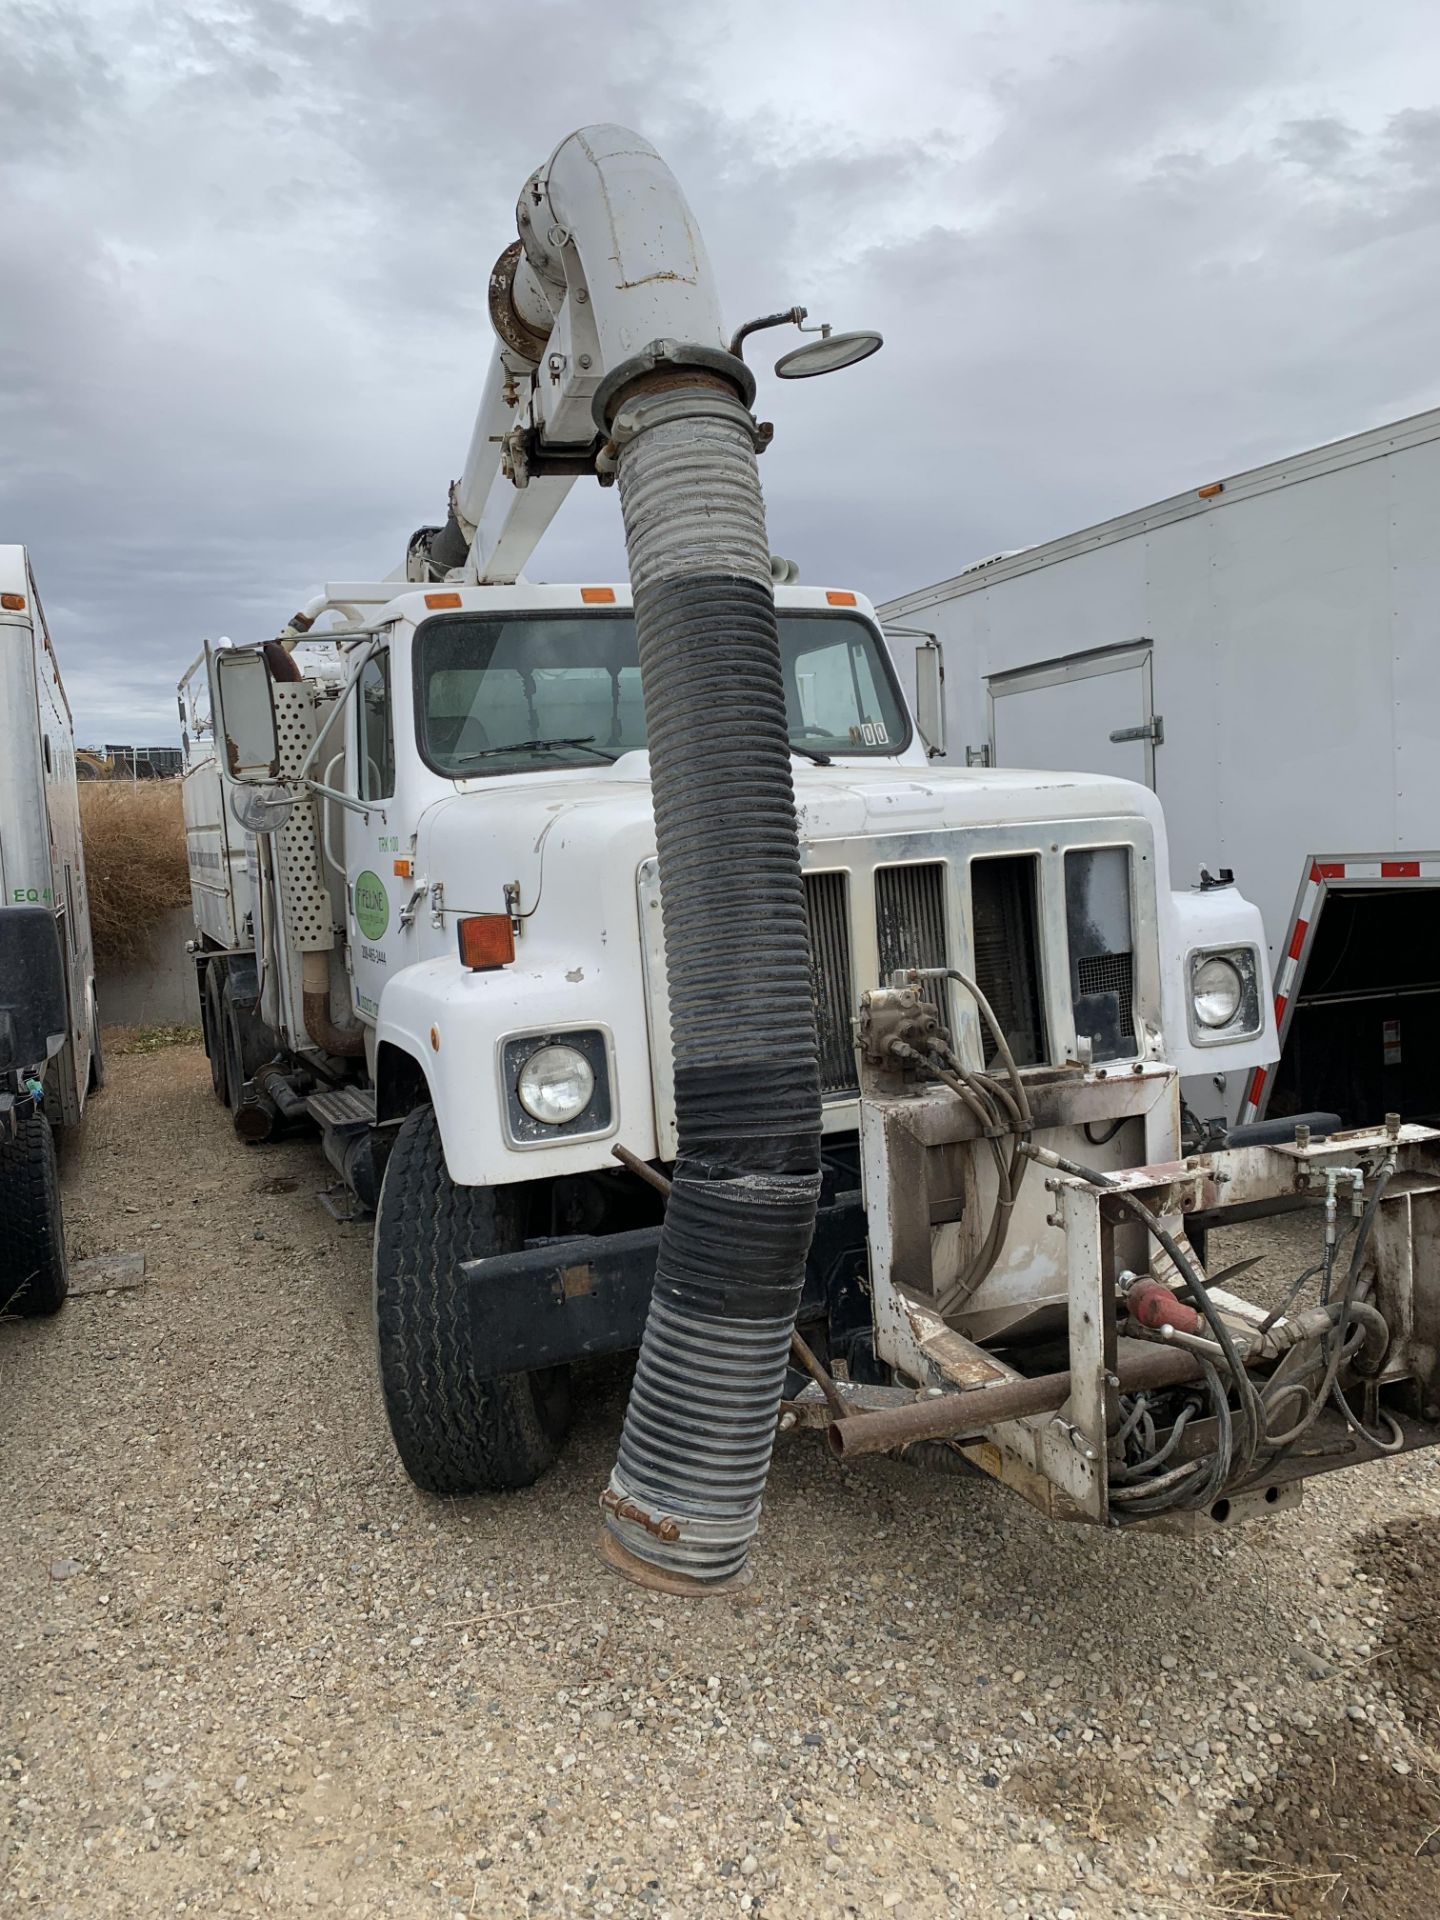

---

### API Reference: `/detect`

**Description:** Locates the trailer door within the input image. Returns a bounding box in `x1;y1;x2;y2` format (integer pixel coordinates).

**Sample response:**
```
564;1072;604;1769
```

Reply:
988;641;1159;787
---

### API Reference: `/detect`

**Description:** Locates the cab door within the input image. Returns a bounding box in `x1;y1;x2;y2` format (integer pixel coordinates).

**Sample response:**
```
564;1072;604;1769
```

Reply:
344;647;397;1024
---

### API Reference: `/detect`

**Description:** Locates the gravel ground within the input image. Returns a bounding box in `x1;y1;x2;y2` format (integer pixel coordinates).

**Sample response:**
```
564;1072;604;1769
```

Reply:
4;1039;1440;1920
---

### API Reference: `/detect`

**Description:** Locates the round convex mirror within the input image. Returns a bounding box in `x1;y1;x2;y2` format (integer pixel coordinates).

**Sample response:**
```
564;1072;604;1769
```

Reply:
229;780;295;835
774;329;884;379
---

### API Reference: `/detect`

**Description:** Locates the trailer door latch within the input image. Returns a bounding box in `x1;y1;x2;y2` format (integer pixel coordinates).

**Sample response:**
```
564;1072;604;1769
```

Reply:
1109;716;1164;746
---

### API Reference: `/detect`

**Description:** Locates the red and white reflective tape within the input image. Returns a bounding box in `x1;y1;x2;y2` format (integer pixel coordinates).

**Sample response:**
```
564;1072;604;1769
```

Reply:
1240;853;1440;1123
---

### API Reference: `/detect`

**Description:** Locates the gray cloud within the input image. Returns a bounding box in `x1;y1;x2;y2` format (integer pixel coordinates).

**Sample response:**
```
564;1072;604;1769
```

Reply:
2;0;1437;742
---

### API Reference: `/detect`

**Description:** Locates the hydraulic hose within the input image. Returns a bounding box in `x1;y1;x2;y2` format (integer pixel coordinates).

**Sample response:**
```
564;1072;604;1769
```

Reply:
599;364;822;1590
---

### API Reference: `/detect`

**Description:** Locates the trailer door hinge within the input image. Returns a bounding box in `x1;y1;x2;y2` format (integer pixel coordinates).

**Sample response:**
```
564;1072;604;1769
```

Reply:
965;743;992;768
1109;716;1164;746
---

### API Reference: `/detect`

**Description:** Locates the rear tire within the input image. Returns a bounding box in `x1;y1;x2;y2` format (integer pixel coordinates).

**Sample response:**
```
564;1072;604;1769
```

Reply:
203;963;228;1105
221;979;246;1118
373;1106;571;1494
88;989;107;1093
0;1108;68;1317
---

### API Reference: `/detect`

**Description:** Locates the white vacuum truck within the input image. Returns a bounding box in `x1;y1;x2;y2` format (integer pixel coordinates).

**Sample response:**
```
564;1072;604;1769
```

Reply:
183;127;1440;1593
1;546;102;1318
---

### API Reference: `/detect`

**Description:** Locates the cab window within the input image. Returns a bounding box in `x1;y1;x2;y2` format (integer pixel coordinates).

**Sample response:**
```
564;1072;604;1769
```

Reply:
358;651;394;801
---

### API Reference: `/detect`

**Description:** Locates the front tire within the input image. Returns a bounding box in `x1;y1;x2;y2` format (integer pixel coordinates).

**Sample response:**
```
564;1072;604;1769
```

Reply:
373;1106;571;1494
0;1108;69;1317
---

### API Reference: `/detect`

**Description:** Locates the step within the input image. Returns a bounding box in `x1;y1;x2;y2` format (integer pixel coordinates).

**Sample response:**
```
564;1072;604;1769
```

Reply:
305;1084;376;1133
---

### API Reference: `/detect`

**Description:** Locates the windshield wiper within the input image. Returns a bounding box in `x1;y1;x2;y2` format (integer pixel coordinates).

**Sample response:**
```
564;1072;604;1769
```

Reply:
454;736;618;766
790;742;833;766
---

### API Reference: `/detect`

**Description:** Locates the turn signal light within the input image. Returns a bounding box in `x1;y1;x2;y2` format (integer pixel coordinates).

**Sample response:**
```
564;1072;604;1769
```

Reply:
457;913;515;971
1;593;25;611
826;589;857;606
425;590;463;609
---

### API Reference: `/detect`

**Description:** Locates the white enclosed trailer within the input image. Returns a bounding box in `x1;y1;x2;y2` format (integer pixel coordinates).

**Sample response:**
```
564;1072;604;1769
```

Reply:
880;409;1440;1132
0;546;102;1316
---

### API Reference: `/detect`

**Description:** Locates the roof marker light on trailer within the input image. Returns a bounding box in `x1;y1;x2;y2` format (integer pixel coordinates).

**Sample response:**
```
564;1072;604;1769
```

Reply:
425;591;463;609
1198;482;1224;499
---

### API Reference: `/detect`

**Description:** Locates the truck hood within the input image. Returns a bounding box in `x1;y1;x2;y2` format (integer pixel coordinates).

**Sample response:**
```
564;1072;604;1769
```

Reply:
415;753;1168;917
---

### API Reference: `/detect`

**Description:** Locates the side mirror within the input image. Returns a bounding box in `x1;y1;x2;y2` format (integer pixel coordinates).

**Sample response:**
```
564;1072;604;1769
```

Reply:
229;781;296;835
212;647;280;781
913;639;946;759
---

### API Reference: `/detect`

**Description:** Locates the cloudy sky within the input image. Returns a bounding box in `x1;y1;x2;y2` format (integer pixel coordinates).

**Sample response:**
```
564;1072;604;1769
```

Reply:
3;0;1438;745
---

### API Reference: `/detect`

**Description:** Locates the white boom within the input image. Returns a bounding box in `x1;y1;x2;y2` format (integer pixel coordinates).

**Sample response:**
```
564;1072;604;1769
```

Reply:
407;125;730;587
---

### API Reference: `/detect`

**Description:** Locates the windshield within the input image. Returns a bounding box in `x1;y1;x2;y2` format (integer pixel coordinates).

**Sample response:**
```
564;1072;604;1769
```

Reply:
413;609;911;776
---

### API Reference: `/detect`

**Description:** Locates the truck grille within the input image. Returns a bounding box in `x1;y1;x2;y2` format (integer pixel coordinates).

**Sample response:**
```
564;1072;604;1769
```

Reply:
970;855;1045;1065
803;870;859;1096
875;862;951;1029
1076;949;1136;1050
1065;847;1137;1061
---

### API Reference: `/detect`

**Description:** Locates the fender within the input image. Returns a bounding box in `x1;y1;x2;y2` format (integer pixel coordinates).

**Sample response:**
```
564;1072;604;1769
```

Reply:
376;952;660;1189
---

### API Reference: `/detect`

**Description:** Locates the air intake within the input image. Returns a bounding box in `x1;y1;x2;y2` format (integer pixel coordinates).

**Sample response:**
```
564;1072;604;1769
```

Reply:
970;855;1045;1065
803;870;858;1096
876;862;950;1027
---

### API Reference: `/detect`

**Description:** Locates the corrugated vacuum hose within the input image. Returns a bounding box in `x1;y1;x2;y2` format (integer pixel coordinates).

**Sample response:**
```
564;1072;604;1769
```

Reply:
598;356;822;1591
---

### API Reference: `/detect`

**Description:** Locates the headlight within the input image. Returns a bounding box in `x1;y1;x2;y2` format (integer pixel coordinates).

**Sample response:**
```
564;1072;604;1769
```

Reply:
516;1044;595;1125
1192;954;1244;1029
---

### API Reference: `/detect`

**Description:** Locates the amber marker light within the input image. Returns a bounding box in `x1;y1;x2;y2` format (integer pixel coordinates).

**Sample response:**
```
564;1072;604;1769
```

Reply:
826;590;857;606
425;591;463;608
581;586;616;603
1;593;25;611
1198;482;1224;499
457;913;516;971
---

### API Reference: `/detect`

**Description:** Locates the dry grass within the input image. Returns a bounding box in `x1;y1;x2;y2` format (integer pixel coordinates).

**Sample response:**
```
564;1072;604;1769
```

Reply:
79;780;190;970
105;1023;203;1056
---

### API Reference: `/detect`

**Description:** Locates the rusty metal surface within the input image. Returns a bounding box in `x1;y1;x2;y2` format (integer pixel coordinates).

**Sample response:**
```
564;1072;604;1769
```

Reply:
594;1525;750;1598
599;1486;681;1543
611;1141;672;1197
779;1381;919;1430
488;241;551;363
827;1343;1205;1460
890;1061;1174;1149
788;1328;850;1421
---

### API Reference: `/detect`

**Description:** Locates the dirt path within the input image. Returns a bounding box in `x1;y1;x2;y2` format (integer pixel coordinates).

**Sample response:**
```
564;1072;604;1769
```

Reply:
3;1042;1439;1918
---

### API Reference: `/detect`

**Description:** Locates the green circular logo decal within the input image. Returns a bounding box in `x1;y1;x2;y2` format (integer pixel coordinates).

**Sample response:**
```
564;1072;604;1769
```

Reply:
354;870;389;941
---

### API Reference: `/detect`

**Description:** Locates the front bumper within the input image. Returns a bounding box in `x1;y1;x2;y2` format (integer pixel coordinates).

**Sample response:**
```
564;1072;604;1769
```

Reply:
456;1184;868;1379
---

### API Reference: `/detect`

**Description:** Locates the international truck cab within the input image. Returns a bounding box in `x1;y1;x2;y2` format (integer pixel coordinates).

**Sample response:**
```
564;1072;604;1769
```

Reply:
183;125;1440;1592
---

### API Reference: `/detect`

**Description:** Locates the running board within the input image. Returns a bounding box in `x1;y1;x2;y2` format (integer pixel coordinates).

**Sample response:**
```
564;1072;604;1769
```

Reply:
305;1085;376;1134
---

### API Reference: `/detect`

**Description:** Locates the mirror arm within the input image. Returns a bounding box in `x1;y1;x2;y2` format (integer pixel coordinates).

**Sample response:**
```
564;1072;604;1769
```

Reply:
304;776;370;819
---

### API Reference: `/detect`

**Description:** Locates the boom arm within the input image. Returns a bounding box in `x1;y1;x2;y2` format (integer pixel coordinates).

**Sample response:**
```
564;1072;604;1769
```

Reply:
407;125;731;585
